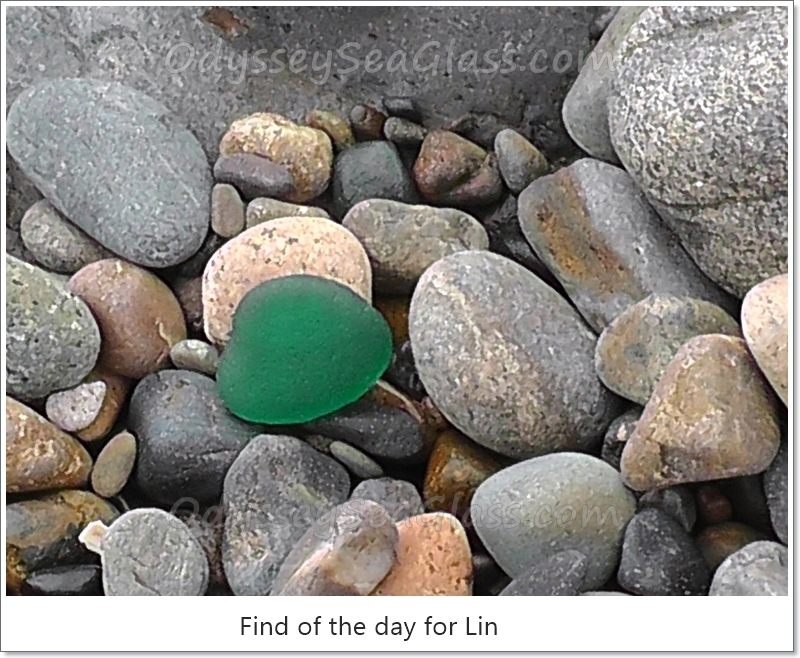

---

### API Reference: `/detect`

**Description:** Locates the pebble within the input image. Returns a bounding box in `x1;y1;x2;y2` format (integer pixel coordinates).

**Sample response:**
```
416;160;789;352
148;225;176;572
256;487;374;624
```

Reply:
219;112;333;203
382;97;422;122
617;508;711;596
499;550;588;596
373;296;411;346
129;370;263;505
91;431;137;498
93;509;208;596
764;440;788;543
609;7;787;298
472;453;636;589
384;340;427;401
210;183;245;238
595;294;740;405
695;484;734;526
272;500;398;596
639;486;697;534
413;131;502;207
20;199;112;273
383;117;428;146
342;199;488;294
45;381;106;432
330;441;384;479
349;104;387;141
174;276;205;336
332;141;417;217
409;251;619;459
741;273;788;404
202;217;372;346
7;78;211;267
696;522;769;571
217;276;391;424
21;565;102;596
621;335;781;491
305;109;355;151
245;197;331;228
709;541;788;596
67;259;186;379
350;478;424;522
75;370;131;442
518;159;734;333
601;407;641;471
6;396;93;493
494;129;549;194
301;397;426;463
169;339;220;376
372;513;473;595
213;153;295;200
423;429;503;519
6;490;119;594
222;435;350;595
7;255;101;400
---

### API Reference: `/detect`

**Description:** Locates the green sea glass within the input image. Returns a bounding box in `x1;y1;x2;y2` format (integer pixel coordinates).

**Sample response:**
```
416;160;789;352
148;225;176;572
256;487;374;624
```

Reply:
217;275;392;424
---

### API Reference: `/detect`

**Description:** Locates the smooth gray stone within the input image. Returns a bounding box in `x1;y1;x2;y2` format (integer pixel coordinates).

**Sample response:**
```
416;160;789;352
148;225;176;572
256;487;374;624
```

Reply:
7;78;212;268
638;486;697;534
222;435;350;596
350;478;424;522
329;441;384;480
763;440;788;544
499;550;588;596
101;509;209;596
6;255;101;400
709;541;788;596
609;6;788;298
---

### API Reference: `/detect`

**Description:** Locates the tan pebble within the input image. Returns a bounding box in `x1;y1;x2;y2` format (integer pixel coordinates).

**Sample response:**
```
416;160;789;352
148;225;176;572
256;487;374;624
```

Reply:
202;217;372;345
306;109;355;151
91;431;137;498
245;198;331;228
211;183;245;238
45;380;106;432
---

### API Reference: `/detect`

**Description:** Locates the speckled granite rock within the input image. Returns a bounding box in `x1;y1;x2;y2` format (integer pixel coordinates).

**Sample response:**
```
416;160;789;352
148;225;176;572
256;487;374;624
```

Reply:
709;541;788;596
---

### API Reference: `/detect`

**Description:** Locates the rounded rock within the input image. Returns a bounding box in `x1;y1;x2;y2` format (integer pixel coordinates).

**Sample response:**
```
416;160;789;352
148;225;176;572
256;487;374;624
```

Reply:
75;370;131;443
170;339;220;377
91;431;137;498
494;128;549;194
245;197;331;228
213;154;295;201
305;109;355;151
350;478;424;522
45;381;106;433
709;541;788;596
329;441;384;479
210;183;245;238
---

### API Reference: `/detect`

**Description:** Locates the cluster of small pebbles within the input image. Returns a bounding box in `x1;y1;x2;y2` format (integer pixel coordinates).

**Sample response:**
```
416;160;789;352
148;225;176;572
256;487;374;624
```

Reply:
5;6;788;597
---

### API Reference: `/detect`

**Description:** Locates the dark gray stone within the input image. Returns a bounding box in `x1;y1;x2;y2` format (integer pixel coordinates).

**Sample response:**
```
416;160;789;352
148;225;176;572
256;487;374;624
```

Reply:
763;441;788;544
6;255;101;400
383;97;422;122
7;78;212;268
129;370;262;505
100;508;209;596
472;453;636;589
213;153;295;200
617;508;710;596
409;250;620;459
332;142;417;217
222;435;350;595
21;565;102;596
609;6;788;298
639;486;697;534
601;407;641;471
709;541;788;596
499;550;588;596
350;477;424;522
329;441;384;479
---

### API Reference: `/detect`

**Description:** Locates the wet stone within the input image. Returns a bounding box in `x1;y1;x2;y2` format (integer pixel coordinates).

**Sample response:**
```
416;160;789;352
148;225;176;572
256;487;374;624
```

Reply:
350;478;424;522
213;153;295;201
499;550;588;596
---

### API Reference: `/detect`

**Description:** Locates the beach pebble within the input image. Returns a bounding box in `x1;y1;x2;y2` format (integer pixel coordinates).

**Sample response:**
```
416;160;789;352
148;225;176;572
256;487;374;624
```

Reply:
384;340;426;401
342;199;488;294
350;105;387;141
696;522;769;571
75;370;131;443
169;339;220;376
219;112;333;203
245;197;331;228
764;441;788;543
6;397;93;493
499;550;588;596
472;453;636;589
45;381;106;432
601;407;641;471
91;431;137;498
213;153;295;200
202;217;371;345
67;259;186;379
639;486;697;534
305;109;355;151
210;184;245;238
177;508;228;594
383;117;428;146
7;255;101;400
7;78;211;267
621;335;781;490
595;294;740;405
330;441;384;479
409;250;619;459
222;435;350;595
494;129;549;193
350;478;424;522
21;565;102;596
709;541;788;596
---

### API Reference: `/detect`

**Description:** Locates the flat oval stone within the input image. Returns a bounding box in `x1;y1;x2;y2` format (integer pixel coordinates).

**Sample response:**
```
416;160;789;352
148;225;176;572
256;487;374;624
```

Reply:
471;453;636;590
213;153;295;200
91;431;137;498
409;250;620;459
210;183;245;238
7;79;211;268
499;550;588;596
7;255;101;400
350;478;424;522
217;276;392;425
6;397;93;493
129;370;263;505
202;217;372;346
329;441;384;479
709;541;788;596
595;294;740;405
100;508;209;596
222;435;350;595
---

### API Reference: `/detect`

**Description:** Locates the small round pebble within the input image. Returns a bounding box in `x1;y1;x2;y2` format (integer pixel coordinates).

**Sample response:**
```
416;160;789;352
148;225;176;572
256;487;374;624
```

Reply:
210;183;245;238
350;104;387;141
99;508;209;596
45;381;106;432
330;441;384;479
170;339;220;376
709;541;788;596
494;128;549;194
305;109;355;151
91;431;137;498
499;550;588;596
350;478;424;522
383;117;428;146
213;153;295;200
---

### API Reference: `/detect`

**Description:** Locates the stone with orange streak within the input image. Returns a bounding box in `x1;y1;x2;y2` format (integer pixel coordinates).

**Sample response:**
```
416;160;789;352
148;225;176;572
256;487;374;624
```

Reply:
76;370;132;442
